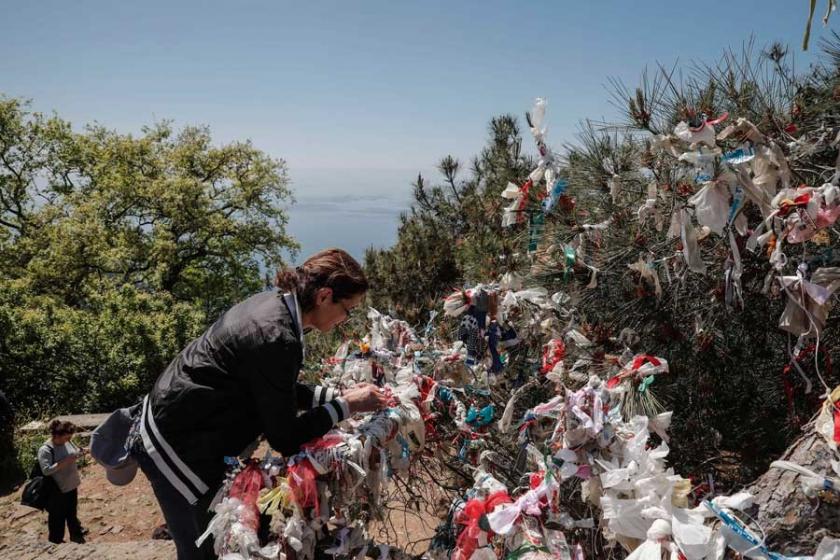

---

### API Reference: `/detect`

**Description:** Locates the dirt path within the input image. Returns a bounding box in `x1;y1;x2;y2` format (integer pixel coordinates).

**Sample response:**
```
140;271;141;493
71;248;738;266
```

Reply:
0;459;172;559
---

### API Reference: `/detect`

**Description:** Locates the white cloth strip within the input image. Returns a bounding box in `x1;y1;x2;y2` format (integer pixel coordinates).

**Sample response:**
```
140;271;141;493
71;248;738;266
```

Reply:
325;400;340;424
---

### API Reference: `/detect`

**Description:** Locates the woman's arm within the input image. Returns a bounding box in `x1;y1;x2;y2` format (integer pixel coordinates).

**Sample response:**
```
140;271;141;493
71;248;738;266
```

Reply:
248;341;349;456
249;343;388;456
295;384;340;410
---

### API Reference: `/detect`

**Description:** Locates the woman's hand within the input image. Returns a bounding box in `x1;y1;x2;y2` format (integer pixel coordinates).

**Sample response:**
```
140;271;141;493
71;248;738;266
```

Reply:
341;383;390;415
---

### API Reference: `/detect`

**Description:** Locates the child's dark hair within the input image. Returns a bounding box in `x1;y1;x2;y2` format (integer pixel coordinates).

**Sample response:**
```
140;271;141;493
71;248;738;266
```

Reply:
275;248;368;312
49;420;76;436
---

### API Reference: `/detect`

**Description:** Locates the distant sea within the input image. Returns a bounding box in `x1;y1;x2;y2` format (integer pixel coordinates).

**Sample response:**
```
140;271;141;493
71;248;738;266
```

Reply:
285;167;438;265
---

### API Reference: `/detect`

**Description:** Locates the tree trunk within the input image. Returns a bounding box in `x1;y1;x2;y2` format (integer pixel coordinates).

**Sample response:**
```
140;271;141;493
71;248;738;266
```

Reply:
746;420;840;555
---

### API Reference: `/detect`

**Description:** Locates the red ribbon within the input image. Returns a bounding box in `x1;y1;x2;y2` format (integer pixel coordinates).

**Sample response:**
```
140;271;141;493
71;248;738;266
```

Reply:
288;459;320;515
302;433;344;452
833;405;840;445
484;490;512;512
454;492;512;560
782;345;833;427
782;364;796;418
540;338;566;374
607;354;661;388
606;376;623;389
454;499;487;560
415;376;441;441
778;192;812;217
632;354;661;370
704;112;729;126
228;462;265;530
689;112;729;132
515;179;534;222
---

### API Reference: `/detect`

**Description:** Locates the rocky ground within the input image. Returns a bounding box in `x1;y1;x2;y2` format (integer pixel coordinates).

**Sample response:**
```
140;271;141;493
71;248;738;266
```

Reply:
0;538;175;560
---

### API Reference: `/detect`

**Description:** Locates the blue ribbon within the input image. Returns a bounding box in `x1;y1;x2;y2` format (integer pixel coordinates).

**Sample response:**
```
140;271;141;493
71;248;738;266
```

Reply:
728;185;744;224
703;500;790;560
543;179;568;213
466;404;495;427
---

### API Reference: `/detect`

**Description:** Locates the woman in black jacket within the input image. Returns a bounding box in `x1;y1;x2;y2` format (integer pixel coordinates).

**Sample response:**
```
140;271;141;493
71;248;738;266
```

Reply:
132;248;388;560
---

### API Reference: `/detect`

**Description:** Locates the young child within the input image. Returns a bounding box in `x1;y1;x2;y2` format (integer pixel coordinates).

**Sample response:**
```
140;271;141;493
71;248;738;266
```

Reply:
39;420;87;544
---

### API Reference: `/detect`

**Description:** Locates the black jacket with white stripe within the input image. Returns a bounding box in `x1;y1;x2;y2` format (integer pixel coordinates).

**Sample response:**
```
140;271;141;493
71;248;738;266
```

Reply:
140;290;347;504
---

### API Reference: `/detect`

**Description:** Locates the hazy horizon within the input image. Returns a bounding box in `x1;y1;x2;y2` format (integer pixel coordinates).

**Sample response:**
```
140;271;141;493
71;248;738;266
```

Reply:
285;166;438;264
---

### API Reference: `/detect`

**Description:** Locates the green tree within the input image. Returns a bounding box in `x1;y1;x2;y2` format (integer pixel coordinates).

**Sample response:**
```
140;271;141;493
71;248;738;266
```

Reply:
365;116;531;322
0;95;298;420
0;97;297;314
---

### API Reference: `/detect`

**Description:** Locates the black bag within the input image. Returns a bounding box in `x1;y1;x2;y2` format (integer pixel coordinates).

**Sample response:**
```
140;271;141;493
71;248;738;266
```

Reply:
20;446;57;510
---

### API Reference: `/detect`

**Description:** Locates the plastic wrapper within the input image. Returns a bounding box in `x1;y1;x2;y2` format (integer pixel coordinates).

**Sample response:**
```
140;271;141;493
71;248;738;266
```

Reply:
675;120;718;148
689;180;731;235
814;537;840;560
717;118;765;144
672;508;712;559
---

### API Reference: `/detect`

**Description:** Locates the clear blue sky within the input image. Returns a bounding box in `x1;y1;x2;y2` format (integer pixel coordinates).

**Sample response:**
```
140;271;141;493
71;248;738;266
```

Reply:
0;1;829;261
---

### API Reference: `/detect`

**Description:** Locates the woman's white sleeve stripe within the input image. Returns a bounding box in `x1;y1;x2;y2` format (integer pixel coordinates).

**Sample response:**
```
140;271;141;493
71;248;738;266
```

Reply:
142;396;209;494
325;401;339;424
139;397;199;505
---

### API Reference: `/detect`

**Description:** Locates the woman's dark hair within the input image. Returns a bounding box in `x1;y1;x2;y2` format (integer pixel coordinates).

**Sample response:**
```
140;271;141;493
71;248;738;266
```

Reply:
275;248;369;312
49;420;76;436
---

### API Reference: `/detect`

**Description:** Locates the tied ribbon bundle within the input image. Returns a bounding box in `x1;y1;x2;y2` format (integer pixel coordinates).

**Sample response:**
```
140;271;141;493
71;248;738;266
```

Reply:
466;404;495;428
563;246;577;281
502;179;547;227
517;180;535;216
674;111;728;148
196;464;267;557
693;112;729;129
606;354;666;389
287;459;320;515
543;179;568;213
541;339;566;375
527;471;556;513
777;191;812;217
228;463;265;531
454;491;513;560
443;289;474;317
528;212;546;253
415;376;440;441
257;481;291;517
